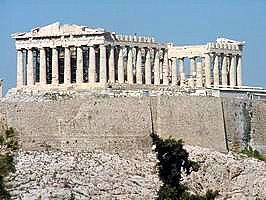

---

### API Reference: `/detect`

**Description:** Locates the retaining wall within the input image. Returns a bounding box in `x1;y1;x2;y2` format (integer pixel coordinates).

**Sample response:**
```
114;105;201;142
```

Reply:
0;95;265;155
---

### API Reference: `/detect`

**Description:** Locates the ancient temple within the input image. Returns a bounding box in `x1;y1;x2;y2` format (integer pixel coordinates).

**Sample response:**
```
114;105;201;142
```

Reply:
12;22;244;90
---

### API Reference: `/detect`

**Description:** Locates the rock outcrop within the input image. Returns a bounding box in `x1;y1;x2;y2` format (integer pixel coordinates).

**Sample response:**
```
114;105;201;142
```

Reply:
184;145;266;200
6;145;266;200
7;150;160;200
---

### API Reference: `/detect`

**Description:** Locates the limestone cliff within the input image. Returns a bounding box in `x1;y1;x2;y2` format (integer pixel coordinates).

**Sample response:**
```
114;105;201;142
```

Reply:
6;146;266;200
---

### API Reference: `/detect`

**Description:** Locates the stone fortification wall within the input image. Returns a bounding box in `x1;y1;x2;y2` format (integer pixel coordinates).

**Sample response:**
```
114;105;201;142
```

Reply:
221;98;250;152
222;98;266;155
155;96;227;152
0;94;265;155
1;96;152;155
251;101;266;154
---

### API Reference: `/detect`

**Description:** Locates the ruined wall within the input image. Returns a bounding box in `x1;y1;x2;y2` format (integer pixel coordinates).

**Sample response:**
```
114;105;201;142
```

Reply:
0;95;265;155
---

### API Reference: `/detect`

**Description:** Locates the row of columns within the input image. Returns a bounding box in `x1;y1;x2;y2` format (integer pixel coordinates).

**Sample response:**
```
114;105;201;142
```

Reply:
17;46;242;88
16;45;172;87
173;53;242;88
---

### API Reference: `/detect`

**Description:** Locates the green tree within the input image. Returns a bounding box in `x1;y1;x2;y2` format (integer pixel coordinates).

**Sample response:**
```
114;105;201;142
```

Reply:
0;127;17;200
151;133;218;200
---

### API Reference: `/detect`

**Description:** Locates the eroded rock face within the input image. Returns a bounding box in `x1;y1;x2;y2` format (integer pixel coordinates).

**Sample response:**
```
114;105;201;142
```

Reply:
7;146;266;200
183;145;266;200
7;150;160;200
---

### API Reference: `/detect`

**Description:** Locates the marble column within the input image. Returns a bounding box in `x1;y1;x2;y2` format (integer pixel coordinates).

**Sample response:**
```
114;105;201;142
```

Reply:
118;46;124;83
237;56;242;86
154;48;160;85
221;55;228;86
108;46;115;83
76;46;84;84
204;53;211;87
99;45;107;84
52;47;59;85
178;58;185;87
16;49;24;87
189;57;196;77
171;57;177;85
89;46;96;83
27;48;34;86
188;57;196;87
213;54;219;86
145;49;151;84
39;48;46;85
127;47;133;84
230;55;236;86
136;47;142;84
162;50;169;85
64;47;71;84
196;61;203;87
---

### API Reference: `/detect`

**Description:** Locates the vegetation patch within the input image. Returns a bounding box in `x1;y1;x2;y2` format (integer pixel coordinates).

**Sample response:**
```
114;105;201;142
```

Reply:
150;133;219;200
241;146;266;162
0;127;18;200
43;92;73;101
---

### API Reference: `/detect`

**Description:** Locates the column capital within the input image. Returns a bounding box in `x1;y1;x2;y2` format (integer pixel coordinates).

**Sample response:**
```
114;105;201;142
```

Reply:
99;44;108;47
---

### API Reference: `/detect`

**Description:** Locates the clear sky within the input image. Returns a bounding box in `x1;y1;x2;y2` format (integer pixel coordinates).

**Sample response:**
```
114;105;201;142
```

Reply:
0;0;266;94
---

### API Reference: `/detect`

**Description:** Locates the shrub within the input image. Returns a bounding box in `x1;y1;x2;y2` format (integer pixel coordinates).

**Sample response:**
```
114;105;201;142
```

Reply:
0;127;17;200
151;133;219;200
241;146;266;162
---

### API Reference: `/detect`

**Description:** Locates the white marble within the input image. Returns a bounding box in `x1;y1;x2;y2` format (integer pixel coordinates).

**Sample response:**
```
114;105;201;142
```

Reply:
52;48;59;85
136;48;142;84
171;58;177;85
162;50;169;85
99;45;107;83
237;56;242;86
230;55;236;86
213;54;219;86
16;50;24;87
27;49;34;86
108;46;115;83
76;46;84;84
127;47;134;84
12;23;245;89
64;47;71;84
89;46;96;83
145;49;151;84
118;46;124;83
154;49;160;85
221;56;228;86
204;54;211;87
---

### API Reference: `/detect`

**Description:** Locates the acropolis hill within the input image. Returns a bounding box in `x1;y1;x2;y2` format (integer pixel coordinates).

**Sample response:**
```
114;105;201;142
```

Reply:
0;22;266;199
0;22;264;153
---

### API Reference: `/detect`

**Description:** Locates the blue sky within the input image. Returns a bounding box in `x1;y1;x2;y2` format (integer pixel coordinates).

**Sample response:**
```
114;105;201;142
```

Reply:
0;0;266;93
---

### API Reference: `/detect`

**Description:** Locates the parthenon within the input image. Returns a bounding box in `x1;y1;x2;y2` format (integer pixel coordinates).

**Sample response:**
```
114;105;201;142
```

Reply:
12;22;244;90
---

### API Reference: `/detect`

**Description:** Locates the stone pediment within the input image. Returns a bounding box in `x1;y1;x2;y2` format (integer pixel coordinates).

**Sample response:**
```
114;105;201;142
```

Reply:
216;37;245;45
12;22;106;39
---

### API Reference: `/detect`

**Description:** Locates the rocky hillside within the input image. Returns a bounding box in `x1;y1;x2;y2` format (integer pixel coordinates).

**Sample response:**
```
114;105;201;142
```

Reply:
6;146;266;200
7;150;160;200
184;146;266;200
